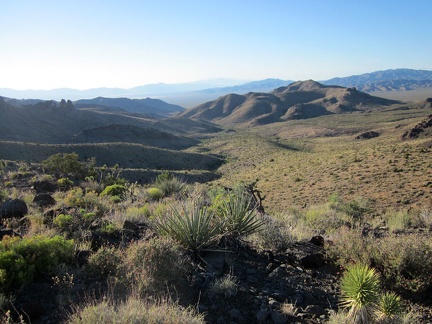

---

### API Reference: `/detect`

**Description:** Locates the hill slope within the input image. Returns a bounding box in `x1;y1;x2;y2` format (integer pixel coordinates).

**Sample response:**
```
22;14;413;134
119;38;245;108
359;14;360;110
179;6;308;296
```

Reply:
74;97;184;117
0;97;219;147
178;80;401;125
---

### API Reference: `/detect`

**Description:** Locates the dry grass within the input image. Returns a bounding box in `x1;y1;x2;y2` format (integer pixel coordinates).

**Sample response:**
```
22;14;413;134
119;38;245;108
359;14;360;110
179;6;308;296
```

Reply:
204;108;432;214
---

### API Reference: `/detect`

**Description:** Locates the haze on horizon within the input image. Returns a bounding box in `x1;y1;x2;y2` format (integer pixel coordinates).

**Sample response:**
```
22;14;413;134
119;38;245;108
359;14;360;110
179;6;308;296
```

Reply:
1;0;431;91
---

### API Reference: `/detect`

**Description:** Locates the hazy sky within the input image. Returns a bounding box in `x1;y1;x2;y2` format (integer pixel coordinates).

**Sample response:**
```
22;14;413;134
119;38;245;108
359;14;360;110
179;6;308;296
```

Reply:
1;0;431;90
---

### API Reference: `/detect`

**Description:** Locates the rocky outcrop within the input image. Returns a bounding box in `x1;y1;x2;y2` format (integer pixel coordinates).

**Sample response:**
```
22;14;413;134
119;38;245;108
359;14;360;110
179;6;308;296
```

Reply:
355;131;380;140
402;114;432;139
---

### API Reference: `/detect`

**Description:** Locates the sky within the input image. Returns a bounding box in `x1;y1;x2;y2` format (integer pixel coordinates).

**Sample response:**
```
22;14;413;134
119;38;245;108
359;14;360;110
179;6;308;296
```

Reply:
1;0;432;90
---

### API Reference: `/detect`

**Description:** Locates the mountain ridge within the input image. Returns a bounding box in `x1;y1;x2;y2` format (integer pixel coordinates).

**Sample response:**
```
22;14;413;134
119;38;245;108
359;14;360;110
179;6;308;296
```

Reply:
1;69;431;108
178;80;402;125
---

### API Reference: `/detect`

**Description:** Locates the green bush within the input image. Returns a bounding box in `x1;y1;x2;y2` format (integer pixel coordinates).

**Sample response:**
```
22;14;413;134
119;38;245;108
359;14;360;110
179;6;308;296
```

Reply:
120;237;191;295
155;172;186;197
42;152;94;179
57;177;73;189
0;235;74;290
147;187;164;201
53;214;74;229
371;234;432;293
100;184;126;198
87;246;122;279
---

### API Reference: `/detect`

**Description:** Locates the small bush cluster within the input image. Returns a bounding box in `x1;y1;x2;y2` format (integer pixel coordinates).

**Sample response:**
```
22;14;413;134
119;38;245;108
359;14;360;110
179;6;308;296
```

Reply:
0;235;74;290
68;296;205;324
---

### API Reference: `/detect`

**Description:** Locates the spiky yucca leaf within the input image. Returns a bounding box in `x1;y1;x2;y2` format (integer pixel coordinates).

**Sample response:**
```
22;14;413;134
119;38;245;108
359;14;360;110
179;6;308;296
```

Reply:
154;202;219;253
218;189;265;237
340;263;380;323
375;291;402;323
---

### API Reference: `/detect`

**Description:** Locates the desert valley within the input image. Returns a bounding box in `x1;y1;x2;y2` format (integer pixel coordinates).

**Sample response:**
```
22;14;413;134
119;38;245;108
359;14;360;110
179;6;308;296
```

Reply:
1;69;432;323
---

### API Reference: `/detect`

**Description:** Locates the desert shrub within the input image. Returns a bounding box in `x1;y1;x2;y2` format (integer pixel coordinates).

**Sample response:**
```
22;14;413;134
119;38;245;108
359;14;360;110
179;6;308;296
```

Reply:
208;274;238;298
370;234;432;293
0;190;8;204
82;211;99;223
0;235;74;290
57;177;74;189
147;187;164;201
100;184;126;198
86;246;123;279
326;226;372;266
42;152;94;179
64;188;85;207
120;237;191;295
154;202;219;252
155;172;187;197
53;214;74;229
339;198;370;223
67;296;205;324
383;209;423;232
251;220;294;253
63;188;106;213
124;205;150;222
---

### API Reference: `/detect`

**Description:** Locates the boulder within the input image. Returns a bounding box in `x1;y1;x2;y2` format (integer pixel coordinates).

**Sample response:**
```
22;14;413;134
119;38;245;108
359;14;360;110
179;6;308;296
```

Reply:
0;199;28;218
33;193;56;207
32;180;57;193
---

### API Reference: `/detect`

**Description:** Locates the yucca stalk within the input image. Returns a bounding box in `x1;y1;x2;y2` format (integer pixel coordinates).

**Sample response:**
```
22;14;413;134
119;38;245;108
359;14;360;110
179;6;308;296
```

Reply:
340;263;380;323
219;189;265;237
154;202;219;253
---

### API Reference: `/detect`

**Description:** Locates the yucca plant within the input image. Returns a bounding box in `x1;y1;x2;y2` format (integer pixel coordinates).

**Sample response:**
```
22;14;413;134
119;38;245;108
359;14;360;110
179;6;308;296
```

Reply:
217;188;265;237
340;263;380;323
375;292;402;323
154;202;220;253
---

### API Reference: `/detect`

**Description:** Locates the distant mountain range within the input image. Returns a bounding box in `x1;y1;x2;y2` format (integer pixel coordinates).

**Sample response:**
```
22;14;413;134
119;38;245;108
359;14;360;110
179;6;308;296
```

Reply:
178;80;401;125
1;69;431;107
323;68;432;92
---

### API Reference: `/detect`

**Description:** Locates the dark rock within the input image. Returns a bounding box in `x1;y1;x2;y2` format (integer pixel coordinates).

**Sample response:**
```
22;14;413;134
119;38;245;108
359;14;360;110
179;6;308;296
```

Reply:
32;180;57;193
300;253;325;269
402;114;432;139
33;193;56;207
256;309;269;322
0;229;20;240
123;220;139;234
0;199;28;218
18;300;44;320
76;250;92;267
270;311;287;324
310;235;324;247
355;131;380;140
228;308;242;320
304;304;326;316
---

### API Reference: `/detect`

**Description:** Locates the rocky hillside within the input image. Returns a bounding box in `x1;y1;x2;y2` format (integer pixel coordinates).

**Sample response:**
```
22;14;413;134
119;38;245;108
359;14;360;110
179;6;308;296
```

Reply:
74;97;184;117
178;80;400;125
323;68;432;92
0;96;218;146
